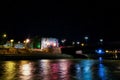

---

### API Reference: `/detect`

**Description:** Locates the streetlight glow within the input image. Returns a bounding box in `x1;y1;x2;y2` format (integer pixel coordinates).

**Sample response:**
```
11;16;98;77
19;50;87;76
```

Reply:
84;36;88;40
3;34;7;38
10;39;14;43
26;39;30;43
10;39;14;47
100;39;103;42
24;39;30;49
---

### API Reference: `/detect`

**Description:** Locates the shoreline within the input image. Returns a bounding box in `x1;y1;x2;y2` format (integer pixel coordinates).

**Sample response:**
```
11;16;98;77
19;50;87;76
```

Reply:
1;48;120;60
0;52;74;60
1;53;120;60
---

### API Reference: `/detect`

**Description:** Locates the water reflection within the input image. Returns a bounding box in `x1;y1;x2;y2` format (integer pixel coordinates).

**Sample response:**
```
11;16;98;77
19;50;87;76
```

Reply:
38;60;51;80
38;59;72;80
50;61;59;80
19;61;35;80
58;59;71;80
0;61;17;80
0;59;120;80
75;60;94;80
98;63;108;80
99;57;103;62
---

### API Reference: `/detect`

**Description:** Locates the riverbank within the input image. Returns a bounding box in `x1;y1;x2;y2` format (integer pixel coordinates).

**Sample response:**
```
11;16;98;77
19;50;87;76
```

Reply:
87;53;120;60
0;53;74;60
1;48;119;60
0;48;74;60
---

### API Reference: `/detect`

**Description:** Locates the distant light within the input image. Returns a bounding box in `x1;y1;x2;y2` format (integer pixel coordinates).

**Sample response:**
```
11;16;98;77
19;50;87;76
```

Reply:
18;41;20;44
84;36;88;40
115;50;117;53
26;39;30;43
81;43;85;46
105;50;109;53
98;49;102;53
95;48;105;54
37;43;41;48
37;45;41;48
72;42;75;45
3;34;7;38
23;40;26;43
77;42;80;45
10;39;14;43
61;39;66;43
76;50;82;54
100;39;103;42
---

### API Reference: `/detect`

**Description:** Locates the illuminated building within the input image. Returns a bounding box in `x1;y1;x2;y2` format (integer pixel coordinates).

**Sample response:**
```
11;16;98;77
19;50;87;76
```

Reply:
41;38;59;49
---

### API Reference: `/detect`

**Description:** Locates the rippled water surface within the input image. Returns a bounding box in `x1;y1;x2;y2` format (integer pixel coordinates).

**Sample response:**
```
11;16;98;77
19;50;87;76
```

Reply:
0;59;120;80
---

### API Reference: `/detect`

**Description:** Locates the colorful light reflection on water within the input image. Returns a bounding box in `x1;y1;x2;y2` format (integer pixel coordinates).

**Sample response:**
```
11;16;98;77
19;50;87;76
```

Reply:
0;59;120;80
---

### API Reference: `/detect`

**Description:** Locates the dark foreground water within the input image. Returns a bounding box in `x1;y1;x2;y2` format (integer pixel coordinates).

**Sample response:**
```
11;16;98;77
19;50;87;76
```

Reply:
0;58;120;80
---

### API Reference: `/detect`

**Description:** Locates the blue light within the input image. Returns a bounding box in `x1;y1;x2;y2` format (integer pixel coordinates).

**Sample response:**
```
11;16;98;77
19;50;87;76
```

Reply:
98;63;107;80
95;48;105;54
99;57;103;61
98;49;102;53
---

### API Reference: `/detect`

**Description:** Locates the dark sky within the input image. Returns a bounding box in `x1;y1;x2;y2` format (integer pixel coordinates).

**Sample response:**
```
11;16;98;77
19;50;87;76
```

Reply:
0;0;120;42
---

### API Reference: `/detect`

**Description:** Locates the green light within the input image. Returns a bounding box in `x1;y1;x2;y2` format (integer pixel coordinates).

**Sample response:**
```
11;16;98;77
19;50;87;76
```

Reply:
37;43;41;48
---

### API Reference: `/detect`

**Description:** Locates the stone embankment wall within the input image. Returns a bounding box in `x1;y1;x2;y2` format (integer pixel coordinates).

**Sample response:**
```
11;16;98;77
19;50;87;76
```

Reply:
41;47;61;53
0;47;62;54
0;48;32;54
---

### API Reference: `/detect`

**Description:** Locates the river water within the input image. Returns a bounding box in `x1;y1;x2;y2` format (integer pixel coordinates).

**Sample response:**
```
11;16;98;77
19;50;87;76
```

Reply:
0;58;120;80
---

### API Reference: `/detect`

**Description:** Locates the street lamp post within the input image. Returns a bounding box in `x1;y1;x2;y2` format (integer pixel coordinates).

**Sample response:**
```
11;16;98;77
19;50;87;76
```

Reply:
3;34;7;38
84;36;89;46
10;39;14;47
24;39;30;49
99;39;103;43
99;38;103;45
84;36;88;42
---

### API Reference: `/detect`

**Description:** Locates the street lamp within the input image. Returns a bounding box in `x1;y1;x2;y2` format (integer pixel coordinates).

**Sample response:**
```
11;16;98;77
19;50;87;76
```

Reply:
84;36;89;46
10;39;14;47
26;39;30;43
3;34;7;38
84;36;88;41
99;39;103;42
99;38;103;45
24;39;30;49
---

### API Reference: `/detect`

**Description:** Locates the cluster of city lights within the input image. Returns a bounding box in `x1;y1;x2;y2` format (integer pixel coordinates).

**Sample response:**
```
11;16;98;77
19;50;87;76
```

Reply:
105;50;120;54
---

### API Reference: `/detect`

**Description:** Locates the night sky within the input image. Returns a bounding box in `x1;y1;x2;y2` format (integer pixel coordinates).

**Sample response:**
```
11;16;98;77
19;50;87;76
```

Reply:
0;0;120;42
